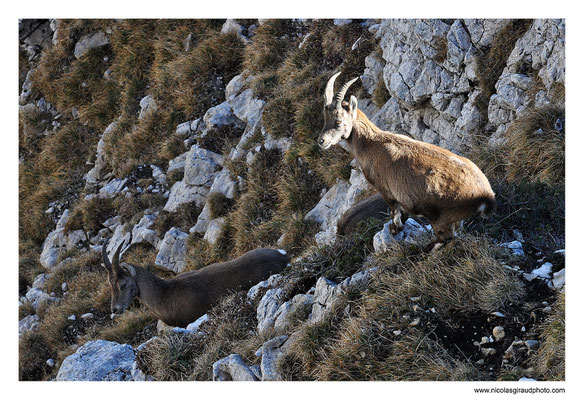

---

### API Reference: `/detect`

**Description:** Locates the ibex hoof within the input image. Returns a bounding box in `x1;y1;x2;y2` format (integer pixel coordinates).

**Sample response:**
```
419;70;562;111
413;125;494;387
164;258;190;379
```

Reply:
389;224;403;236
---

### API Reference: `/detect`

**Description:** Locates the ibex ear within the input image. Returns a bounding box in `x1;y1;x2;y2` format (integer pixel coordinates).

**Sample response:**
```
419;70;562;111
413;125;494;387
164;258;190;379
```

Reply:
349;95;358;120
120;263;136;277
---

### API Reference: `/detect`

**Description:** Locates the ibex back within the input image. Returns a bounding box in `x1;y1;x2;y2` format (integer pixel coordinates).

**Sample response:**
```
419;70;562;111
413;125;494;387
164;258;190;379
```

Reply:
319;72;495;250
102;240;290;327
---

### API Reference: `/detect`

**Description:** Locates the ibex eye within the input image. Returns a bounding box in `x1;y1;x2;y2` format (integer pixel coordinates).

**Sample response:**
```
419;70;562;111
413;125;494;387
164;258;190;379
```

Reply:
335;121;341;127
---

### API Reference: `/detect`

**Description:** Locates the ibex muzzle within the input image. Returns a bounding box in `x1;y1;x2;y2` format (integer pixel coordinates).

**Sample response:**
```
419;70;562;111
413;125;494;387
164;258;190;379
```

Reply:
102;240;138;318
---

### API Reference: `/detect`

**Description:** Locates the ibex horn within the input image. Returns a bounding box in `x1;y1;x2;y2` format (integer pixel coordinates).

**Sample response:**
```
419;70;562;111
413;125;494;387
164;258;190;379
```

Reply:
324;71;342;106
334;77;359;108
111;241;125;275
102;237;112;273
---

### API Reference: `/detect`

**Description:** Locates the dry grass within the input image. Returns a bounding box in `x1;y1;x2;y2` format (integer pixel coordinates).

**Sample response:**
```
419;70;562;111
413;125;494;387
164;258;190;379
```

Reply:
230;148;282;254
152;201;201;237
505;106;564;186
207;192;234;219
531;293;564;380
280;235;523;380
65;196;115;234
137;292;261;380
151;30;244;119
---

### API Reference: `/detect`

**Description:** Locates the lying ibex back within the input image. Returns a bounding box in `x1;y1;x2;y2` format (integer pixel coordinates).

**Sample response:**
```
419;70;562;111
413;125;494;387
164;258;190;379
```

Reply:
337;193;392;237
102;240;290;327
319;72;495;250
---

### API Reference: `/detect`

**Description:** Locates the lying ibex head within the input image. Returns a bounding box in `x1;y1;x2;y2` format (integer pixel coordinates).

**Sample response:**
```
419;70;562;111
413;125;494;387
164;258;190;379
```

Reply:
318;72;359;150
102;239;138;317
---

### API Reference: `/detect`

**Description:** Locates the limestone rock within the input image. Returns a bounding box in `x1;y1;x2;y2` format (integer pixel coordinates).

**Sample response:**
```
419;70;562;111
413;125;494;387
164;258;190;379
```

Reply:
85;121;118;188
19;314;40;337
154;227;189;273
184;145;224;187
225;74;247;100
212;354;258;381
500;240;525;257
309;268;375;324
230;88;265;126
257;335;288;381
32;273;50;290
203;217;225;246
373;218;429;253
186;313;209;333
99;178;127;198
203;101;242;131
493;326;505;341
138;95;157;120
305;168;370;247
164;180;207;212
257;288;285;335
74;31;109;59
247;274;283;300
274;294;314;333
131;213;160;248
56;340;136;381
40;210;70;269
552;268;565;291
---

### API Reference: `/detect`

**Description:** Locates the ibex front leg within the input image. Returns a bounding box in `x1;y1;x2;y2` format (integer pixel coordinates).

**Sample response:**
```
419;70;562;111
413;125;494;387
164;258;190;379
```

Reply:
388;201;408;235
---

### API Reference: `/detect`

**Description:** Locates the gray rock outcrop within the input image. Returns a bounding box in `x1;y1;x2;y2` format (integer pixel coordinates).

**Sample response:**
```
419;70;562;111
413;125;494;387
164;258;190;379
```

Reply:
56;340;136;381
212;354;258;381
19;314;40;337
164;145;224;212
154;227;189;273
305;168;371;246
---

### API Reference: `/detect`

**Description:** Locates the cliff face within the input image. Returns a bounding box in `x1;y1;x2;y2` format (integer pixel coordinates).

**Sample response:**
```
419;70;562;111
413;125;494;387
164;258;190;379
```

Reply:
19;19;564;381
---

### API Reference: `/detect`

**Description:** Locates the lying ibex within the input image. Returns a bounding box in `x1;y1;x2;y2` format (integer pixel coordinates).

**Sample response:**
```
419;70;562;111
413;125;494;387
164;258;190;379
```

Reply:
337;193;392;237
319;72;495;250
102;240;290;327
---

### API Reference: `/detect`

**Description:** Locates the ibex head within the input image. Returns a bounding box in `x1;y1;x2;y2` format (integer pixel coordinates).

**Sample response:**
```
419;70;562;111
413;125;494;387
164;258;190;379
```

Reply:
102;239;139;318
318;72;359;150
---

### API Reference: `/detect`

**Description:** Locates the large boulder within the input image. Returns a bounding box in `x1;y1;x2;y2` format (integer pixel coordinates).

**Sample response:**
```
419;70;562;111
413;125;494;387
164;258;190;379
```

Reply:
164;145;224;212
40;210;70;269
56;340;136;381
131;213;160;248
373;19;504;150
154;227;189;273
305;168;371;246
212;354;258;381
373;218;430;253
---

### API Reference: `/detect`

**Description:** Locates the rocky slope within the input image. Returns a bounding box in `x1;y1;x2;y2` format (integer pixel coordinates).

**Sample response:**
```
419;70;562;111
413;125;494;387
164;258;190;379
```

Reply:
19;19;565;381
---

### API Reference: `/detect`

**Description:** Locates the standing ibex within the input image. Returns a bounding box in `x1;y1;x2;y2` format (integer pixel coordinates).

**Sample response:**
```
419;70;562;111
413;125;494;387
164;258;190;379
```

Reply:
319;72;495;250
102;240;290;327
